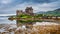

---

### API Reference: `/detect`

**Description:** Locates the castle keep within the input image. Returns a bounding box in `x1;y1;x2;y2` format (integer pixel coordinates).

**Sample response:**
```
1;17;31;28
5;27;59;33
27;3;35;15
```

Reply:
16;7;34;16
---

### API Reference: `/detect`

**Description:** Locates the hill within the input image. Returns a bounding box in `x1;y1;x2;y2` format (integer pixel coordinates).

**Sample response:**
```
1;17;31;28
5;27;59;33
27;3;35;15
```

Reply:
37;8;60;16
46;8;60;16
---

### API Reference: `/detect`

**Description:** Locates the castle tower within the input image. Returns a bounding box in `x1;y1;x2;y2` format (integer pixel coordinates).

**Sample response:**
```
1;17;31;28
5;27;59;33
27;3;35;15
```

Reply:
16;10;23;16
16;10;23;27
25;7;34;15
16;10;19;16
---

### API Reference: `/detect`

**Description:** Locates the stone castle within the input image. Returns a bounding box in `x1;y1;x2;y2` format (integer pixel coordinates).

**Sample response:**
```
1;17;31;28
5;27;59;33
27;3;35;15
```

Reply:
16;7;34;16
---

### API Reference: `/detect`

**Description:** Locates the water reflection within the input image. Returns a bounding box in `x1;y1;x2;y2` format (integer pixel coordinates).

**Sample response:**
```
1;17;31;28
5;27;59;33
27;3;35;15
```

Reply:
0;16;16;34
0;16;16;24
0;16;60;34
15;21;60;34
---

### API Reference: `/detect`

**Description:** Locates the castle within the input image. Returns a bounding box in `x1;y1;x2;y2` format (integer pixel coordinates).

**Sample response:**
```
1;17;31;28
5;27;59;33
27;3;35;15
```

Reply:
16;7;34;16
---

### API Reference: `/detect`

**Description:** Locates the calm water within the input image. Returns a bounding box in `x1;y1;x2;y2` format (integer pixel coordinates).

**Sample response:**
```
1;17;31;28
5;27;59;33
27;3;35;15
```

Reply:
0;14;60;34
0;15;17;34
0;16;16;24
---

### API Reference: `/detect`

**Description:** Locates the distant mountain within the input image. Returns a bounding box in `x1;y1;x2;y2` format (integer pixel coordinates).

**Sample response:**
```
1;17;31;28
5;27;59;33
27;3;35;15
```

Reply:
54;8;60;11
36;11;46;14
46;8;60;16
36;8;60;16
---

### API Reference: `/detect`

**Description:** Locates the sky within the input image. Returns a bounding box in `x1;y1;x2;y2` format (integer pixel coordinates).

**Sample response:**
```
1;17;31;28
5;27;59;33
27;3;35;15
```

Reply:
0;0;60;14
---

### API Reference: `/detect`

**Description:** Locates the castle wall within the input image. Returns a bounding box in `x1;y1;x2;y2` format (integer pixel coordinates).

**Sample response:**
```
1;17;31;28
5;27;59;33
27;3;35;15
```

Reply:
16;10;24;16
16;7;34;27
16;7;34;16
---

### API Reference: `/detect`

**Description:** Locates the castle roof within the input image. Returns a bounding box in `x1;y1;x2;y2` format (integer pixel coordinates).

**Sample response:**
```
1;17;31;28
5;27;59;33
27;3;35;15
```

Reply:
25;7;33;10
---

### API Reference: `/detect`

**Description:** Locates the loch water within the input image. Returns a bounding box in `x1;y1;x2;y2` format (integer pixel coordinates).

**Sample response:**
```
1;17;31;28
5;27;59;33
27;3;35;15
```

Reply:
0;14;60;34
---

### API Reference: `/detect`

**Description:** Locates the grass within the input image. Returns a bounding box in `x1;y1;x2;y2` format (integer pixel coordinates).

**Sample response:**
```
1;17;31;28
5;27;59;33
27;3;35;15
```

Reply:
17;20;43;23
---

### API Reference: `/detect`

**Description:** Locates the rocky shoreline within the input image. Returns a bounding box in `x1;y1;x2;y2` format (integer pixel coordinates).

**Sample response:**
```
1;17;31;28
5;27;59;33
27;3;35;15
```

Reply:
0;22;60;34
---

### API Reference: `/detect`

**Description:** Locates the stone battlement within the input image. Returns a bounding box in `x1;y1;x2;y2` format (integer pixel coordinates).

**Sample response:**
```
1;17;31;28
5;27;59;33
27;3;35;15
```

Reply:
16;7;34;16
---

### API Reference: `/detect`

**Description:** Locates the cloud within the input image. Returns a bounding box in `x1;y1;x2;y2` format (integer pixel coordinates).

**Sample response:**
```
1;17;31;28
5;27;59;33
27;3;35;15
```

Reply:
5;1;60;13
0;0;13;4
19;0;58;3
0;0;60;14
